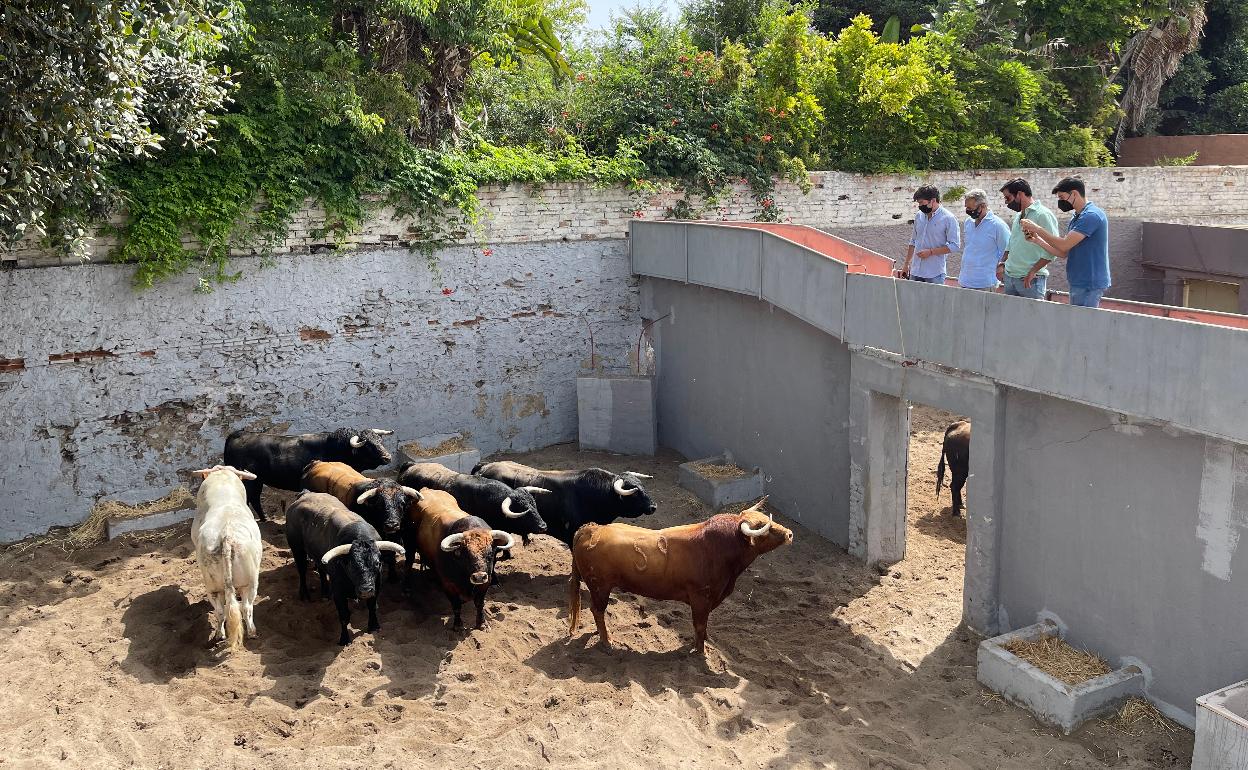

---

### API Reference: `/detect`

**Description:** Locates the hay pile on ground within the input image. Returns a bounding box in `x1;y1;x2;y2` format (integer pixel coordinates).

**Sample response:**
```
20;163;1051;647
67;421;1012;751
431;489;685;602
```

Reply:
692;462;748;479
402;435;469;458
2;487;193;556
1002;635;1111;685
1103;697;1181;736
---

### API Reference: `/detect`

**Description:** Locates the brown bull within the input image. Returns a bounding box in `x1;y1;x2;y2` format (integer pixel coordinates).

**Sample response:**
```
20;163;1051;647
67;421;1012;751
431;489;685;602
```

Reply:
407;488;514;629
567;498;793;654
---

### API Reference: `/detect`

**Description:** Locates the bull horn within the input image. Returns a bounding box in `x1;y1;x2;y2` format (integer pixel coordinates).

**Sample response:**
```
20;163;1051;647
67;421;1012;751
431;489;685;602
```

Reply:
322;543;353;565
233;468;258;481
356;487;379;505
371;429;394;435
376;541;405;556
349;435;365;448
399;485;423;500
520;486;553;494
502;496;526;518
491;530;516;550
191;467;217;478
739;514;773;538
623;471;653;479
613;478;637;496
440;533;466;552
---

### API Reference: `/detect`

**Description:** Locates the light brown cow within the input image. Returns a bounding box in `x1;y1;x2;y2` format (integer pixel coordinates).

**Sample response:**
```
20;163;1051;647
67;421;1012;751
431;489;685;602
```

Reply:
407;488;514;629
568;498;793;653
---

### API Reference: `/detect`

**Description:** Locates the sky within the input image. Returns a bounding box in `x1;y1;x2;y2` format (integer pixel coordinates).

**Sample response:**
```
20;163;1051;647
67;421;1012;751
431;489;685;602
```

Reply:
583;0;683;31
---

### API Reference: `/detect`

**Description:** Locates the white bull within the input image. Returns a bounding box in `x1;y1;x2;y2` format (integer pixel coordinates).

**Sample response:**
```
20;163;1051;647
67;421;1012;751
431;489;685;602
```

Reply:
191;465;263;650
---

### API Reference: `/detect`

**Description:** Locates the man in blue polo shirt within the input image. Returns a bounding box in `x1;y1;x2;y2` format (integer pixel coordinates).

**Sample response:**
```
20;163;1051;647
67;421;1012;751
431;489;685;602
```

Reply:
1020;177;1111;308
896;185;960;284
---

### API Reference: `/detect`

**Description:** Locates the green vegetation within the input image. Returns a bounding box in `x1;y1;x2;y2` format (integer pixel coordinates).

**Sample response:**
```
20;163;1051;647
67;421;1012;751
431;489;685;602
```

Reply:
2;0;1241;285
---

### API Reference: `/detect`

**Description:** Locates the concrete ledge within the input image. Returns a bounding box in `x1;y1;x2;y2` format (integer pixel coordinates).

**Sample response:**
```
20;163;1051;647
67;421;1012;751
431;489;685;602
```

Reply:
104;486;197;540
1193;678;1248;769
678;454;764;510
397;433;481;474
977;620;1145;734
577;375;657;455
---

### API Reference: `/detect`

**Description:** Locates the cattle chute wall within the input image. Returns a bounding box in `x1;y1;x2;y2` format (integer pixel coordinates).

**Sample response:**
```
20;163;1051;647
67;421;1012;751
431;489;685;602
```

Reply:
631;219;1248;725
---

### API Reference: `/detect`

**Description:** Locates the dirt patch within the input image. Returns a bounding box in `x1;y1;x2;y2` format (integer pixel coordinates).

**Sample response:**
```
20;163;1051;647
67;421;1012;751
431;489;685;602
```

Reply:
692;461;749;479
1003;634;1112;685
0;419;1192;767
402;435;469;458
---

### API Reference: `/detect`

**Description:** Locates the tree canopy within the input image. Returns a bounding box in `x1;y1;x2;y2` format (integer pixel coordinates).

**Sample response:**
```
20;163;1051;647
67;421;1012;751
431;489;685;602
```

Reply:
2;0;1242;284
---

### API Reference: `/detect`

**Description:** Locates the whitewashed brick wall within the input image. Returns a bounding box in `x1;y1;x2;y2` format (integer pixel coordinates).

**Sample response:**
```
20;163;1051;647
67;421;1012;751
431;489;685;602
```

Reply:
5;165;1246;268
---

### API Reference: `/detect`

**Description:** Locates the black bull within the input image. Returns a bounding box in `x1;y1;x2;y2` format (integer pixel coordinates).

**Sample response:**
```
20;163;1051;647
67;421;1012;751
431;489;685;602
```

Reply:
936;420;971;514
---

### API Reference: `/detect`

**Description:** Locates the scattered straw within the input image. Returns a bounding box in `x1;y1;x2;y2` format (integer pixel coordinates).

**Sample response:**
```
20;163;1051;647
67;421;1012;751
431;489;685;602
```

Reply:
1002;635;1111;685
403;435;469;458
1100;697;1180;736
0;487;193;557
693;462;749;479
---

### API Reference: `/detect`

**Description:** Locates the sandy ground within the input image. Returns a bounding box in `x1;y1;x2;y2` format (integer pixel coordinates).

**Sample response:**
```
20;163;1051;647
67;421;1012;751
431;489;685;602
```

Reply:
0;406;1192;769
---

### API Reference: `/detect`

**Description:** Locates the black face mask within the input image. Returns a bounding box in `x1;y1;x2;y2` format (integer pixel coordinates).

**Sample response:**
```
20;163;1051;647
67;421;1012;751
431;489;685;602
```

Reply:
966;206;982;219
1006;198;1022;212
1057;198;1074;212
918;203;933;215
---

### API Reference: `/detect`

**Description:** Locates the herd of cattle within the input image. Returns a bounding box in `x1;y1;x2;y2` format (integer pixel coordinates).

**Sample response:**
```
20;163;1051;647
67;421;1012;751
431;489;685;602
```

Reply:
188;427;794;652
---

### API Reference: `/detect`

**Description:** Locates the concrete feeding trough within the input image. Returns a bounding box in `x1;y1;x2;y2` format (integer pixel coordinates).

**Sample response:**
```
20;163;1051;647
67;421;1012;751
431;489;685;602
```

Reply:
1193;679;1248;769
678;453;764;510
576;374;657;455
396;433;480;473
977;619;1145;734
102;486;197;540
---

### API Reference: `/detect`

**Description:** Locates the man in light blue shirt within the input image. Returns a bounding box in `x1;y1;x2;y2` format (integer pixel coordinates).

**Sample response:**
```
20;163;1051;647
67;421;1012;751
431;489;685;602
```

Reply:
957;188;1009;290
897;185;960;284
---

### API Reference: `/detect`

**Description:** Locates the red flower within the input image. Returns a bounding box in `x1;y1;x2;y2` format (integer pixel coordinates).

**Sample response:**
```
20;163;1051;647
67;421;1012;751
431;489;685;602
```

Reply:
633;210;644;218
778;110;788;119
441;287;455;295
711;122;719;130
766;106;776;114
560;111;569;118
575;73;587;82
671;118;679;126
682;70;691;77
481;248;493;256
678;55;689;63
761;134;773;142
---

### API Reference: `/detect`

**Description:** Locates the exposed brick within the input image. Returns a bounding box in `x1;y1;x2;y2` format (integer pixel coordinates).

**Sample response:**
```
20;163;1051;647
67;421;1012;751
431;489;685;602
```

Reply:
0;357;25;372
299;327;332;341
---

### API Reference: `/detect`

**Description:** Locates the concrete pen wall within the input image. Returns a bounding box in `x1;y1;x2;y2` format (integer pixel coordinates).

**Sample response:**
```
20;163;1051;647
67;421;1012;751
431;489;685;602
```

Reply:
630;218;1248;723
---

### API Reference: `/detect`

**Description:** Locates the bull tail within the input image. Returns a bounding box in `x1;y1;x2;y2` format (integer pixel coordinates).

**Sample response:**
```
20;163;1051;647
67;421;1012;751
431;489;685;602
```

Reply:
567;555;583;636
936;442;947;496
221;538;244;652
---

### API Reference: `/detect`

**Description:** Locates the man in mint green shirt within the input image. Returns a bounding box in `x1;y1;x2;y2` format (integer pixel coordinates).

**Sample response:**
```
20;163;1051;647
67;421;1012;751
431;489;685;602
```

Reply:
996;178;1058;300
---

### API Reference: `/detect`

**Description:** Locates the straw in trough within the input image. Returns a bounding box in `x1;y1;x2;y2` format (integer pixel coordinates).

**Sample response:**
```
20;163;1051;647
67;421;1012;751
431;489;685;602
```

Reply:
693;462;749;479
1002;635;1111;685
